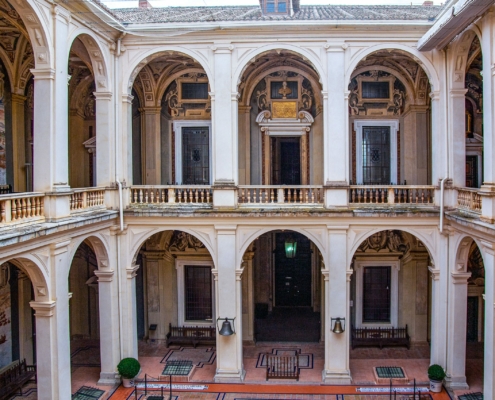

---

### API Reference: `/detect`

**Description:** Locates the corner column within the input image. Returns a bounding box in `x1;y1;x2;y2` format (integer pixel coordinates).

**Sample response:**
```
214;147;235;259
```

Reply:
324;43;349;207
211;43;237;208
322;227;352;384
214;225;245;382
94;92;115;187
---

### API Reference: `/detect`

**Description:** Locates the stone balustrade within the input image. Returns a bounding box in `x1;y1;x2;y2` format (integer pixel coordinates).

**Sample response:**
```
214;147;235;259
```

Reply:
238;185;324;205
457;188;482;214
349;185;435;205
0;193;45;225
129;186;213;205
70;188;106;212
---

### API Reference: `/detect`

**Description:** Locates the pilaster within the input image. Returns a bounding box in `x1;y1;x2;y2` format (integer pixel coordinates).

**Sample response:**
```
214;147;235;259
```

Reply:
11;93;27;192
448;89;468;188
94;92;115;187
139;107;162;184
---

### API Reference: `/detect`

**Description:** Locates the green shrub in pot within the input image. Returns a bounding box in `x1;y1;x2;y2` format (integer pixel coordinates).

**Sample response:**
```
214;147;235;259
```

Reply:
427;364;446;381
117;357;141;380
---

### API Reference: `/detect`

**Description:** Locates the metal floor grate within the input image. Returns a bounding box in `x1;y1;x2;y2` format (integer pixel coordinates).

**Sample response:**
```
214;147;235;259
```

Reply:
71;386;104;399
459;393;483;400
375;366;405;378
162;360;193;376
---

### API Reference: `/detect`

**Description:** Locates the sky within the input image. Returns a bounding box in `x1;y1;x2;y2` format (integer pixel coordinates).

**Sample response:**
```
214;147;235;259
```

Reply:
102;0;444;9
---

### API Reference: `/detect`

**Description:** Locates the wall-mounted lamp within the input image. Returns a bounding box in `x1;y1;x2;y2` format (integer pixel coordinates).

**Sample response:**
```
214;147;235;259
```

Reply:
331;317;345;334
285;236;297;258
217;317;236;336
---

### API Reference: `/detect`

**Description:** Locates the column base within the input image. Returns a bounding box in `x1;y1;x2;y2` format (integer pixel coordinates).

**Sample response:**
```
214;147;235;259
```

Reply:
322;369;352;385
444;376;469;390
214;368;246;383
98;372;120;386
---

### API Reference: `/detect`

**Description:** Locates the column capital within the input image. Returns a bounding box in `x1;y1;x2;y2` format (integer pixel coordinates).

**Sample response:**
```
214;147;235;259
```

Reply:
31;68;55;80
138;106;161;114
93;91;113;101
122;94;134;104
50;240;71;255
94;269;114;282
126;263;139;279
30;300;56;317
52;4;71;23
429;266;441;281
11;93;27;104
450;88;468;98
430;91;441;101
450;271;471;284
325;43;348;52
215;224;237;234
212;43;234;53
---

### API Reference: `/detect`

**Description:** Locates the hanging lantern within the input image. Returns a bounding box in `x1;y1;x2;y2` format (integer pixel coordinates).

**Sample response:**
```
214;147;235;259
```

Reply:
285;236;297;258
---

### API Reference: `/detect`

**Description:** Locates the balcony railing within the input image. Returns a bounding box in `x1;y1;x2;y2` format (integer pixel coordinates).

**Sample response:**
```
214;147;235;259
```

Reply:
129;186;213;205
349;186;435;205
70;188;106;212
0;193;45;225
457;188;482;214
238;186;324;205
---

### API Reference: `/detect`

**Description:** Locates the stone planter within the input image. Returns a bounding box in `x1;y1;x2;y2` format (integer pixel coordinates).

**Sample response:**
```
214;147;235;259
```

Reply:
429;379;443;393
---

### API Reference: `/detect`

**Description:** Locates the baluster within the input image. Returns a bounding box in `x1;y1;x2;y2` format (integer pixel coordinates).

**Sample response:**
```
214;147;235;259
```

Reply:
312;190;315;203
21;198;27;219
26;198;32;218
0;201;5;223
12;199;18;220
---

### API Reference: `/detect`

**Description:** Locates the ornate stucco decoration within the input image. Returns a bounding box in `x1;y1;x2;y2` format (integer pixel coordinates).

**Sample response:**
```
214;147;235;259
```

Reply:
166;231;206;253
357;230;409;254
256;110;313;136
163;73;211;119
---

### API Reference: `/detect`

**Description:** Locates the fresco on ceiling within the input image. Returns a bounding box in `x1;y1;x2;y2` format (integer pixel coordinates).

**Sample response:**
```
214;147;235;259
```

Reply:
0;263;12;368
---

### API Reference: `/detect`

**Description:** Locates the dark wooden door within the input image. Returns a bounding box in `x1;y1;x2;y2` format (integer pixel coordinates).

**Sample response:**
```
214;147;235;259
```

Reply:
274;232;311;307
466;155;479;188
271;138;301;185
466;296;478;342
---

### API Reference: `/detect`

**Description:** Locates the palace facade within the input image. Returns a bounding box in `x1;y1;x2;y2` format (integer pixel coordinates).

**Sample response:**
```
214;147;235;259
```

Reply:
0;0;494;398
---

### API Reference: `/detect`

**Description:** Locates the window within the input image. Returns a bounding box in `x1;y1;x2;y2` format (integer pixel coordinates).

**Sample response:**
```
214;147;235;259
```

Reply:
355;259;399;327
267;1;275;12
362;81;390;99
176;260;215;325
173;121;212;185
185;265;212;321
355;120;398;185
278;1;287;12
181;83;208;100
362;126;391;185
362;266;391;322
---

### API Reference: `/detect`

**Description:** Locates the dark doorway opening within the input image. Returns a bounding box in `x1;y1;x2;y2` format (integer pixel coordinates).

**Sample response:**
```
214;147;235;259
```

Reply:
467;296;479;342
271;137;301;185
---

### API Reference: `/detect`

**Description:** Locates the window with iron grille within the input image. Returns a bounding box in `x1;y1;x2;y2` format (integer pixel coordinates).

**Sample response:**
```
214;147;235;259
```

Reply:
363;266;391;323
185;265;212;321
181;83;209;99
362;126;390;184
362;81;390;99
182;127;210;184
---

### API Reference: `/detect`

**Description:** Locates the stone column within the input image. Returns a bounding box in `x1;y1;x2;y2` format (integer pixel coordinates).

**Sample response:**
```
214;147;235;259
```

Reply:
68;109;86;188
94;92;114;187
139;107;161;185
445;270;470;389
238;105;251;185
324;43;348;207
29;301;58;400
322;228;352;384
122;94;134;188
481;241;495;399
211;43;237;208
11;93;27;192
94;265;120;385
479;11;495;221
430;90;448;206
241;250;254;342
429;261;447;367
447;90;468;188
214;225;245;382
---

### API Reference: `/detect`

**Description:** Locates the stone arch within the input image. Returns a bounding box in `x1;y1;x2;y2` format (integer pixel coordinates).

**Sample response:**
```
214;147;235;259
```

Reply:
450;29;481;88
454;234;485;273
233;44;326;94
68;31;110;92
10;0;52;69
67;233;111;279
123;47;213;95
69;74;94;111
348;227;437;268
130;227;216;268
346;44;440;92
238;226;327;268
5;255;50;302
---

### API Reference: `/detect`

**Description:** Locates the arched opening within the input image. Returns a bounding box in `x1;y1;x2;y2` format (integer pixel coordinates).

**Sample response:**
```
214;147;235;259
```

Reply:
349;50;432;187
0;260;36;388
68;37;98;188
241;229;324;382
237;50;323;187
134;230;217;381
0;0;35;193
68;240;102;390
464;36;483;188
349;230;432;384
130;53;211;186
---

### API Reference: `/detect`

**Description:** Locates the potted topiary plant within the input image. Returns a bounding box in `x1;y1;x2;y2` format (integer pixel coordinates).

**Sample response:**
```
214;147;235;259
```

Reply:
427;364;446;393
117;357;141;388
